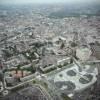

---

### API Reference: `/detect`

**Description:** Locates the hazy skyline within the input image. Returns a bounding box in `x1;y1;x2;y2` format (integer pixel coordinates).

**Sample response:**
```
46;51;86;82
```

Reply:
0;0;100;4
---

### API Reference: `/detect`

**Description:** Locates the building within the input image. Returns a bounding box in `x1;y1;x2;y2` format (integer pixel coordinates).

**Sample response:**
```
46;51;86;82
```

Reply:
76;47;92;61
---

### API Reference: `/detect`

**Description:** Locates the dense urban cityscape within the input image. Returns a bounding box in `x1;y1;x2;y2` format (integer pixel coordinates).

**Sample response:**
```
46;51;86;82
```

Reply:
0;1;100;100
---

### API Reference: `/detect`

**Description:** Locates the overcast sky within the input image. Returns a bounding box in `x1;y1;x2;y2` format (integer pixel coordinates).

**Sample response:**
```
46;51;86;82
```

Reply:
0;0;100;4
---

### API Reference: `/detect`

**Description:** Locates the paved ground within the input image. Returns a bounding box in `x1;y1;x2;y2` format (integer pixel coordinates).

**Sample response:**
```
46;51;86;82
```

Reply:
73;64;100;100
